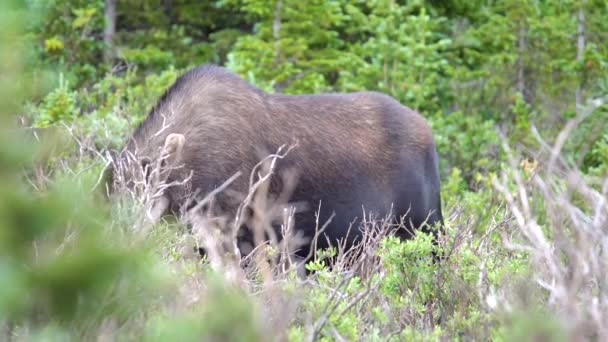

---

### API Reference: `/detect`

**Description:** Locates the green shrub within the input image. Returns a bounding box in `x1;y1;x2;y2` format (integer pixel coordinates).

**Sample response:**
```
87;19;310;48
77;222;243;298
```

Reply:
431;110;501;184
34;74;79;126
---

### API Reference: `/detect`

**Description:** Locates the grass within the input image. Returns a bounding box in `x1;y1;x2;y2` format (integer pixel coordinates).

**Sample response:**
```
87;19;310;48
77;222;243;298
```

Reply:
4;100;606;340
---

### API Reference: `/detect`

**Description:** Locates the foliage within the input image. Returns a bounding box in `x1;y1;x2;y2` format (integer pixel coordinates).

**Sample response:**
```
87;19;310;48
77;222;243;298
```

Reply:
1;5;172;340
3;0;608;340
340;2;452;114
227;0;351;93
585;130;608;176
28;0;106;85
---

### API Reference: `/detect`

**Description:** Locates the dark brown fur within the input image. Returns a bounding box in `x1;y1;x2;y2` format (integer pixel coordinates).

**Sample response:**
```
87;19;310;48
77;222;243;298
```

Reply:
115;64;443;258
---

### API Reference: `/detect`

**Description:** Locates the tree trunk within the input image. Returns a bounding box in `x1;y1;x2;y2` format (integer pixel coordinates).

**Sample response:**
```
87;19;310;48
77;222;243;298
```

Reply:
272;0;283;61
272;0;283;91
575;0;586;112
516;23;527;99
273;0;282;42
104;0;116;63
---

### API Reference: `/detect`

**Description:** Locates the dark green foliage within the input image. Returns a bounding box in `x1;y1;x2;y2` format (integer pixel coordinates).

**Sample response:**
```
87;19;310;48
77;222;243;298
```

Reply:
227;0;352;93
114;1;251;71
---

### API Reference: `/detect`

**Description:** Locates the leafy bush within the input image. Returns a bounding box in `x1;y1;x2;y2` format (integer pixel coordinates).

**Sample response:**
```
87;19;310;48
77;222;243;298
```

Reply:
33;74;79;126
585;131;608;176
431;110;501;184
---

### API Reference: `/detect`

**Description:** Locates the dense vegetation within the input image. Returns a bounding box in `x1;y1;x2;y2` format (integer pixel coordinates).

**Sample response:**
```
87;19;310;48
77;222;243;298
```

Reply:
2;0;607;340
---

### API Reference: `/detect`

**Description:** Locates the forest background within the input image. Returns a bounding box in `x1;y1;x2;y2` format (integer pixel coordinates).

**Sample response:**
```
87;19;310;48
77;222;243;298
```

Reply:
1;0;608;340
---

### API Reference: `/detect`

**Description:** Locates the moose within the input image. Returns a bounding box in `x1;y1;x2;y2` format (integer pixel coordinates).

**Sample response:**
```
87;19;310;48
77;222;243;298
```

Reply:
107;64;443;262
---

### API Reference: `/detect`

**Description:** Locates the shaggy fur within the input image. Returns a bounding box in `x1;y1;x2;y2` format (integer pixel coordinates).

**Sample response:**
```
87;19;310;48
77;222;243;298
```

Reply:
115;64;443;258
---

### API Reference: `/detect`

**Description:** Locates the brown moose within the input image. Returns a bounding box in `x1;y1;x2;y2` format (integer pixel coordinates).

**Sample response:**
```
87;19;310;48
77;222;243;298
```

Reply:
108;64;443;262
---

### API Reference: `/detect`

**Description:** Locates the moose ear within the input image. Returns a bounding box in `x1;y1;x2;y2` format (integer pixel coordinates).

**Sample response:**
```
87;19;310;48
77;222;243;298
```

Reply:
163;133;185;154
161;133;185;167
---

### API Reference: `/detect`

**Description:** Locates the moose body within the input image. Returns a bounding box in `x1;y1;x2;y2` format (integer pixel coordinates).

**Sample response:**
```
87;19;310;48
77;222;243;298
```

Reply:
112;64;443;259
